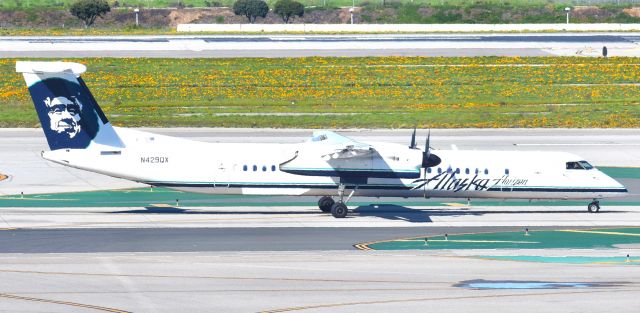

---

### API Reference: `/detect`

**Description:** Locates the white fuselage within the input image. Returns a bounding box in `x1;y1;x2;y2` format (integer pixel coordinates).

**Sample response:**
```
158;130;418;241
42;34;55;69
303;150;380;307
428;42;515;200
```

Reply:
42;128;627;201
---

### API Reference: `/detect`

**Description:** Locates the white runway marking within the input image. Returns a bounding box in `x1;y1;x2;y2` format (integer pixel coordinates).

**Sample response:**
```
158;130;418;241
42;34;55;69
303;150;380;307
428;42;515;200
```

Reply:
514;143;640;146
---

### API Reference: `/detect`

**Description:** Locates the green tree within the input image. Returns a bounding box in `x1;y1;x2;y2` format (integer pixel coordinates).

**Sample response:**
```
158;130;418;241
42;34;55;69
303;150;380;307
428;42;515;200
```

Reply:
233;0;269;23
70;0;111;28
274;0;304;23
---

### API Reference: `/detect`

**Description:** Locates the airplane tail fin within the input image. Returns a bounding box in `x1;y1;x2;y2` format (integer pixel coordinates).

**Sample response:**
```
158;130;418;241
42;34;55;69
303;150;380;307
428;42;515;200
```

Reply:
16;61;124;151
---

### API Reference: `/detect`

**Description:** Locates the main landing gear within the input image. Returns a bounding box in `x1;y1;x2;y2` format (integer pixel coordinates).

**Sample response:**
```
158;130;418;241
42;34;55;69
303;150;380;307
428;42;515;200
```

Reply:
317;196;334;213
588;200;600;213
317;184;357;218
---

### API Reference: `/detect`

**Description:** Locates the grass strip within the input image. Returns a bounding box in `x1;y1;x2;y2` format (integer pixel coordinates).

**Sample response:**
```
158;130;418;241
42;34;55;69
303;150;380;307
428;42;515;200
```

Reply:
2;56;639;128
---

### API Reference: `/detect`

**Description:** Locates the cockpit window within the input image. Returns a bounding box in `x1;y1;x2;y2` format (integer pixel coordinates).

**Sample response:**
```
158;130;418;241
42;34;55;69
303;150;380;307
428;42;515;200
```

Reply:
566;161;593;170
566;162;583;170
311;134;328;142
579;161;594;170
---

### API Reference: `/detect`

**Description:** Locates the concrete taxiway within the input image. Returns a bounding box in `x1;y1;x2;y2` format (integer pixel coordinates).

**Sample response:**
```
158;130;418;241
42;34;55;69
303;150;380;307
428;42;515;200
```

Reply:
0;251;638;313
2;33;640;57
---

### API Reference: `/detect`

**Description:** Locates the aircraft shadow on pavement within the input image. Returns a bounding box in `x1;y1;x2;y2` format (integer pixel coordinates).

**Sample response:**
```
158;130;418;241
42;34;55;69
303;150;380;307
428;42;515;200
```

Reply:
106;205;628;222
351;204;628;223
109;206;321;215
352;204;483;223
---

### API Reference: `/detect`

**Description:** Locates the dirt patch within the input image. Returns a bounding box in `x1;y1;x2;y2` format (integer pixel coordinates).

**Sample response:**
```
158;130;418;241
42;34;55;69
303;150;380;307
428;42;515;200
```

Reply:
168;8;231;27
623;7;640;17
193;7;354;24
418;7;436;18
572;6;610;20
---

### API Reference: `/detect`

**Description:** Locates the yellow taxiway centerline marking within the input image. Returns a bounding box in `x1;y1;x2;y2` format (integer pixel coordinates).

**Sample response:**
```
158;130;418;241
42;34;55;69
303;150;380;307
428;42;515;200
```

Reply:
353;243;373;251
260;288;640;313
594;261;640;265
442;203;467;207
149;203;173;207
0;197;76;201
0;293;130;313
559;230;640;237
395;239;539;244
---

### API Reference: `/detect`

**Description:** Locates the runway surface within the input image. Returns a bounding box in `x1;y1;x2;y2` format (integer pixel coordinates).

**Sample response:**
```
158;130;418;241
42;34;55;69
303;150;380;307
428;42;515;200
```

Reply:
2;33;640;57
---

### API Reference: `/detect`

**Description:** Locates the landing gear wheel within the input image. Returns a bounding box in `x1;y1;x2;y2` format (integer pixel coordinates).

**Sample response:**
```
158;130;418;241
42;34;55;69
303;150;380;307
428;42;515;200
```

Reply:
331;202;348;218
318;196;335;213
588;201;600;213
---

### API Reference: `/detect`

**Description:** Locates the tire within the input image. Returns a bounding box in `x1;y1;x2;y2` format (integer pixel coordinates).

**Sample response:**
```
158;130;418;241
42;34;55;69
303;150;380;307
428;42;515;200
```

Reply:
318;196;334;213
588;202;600;213
331;202;348;218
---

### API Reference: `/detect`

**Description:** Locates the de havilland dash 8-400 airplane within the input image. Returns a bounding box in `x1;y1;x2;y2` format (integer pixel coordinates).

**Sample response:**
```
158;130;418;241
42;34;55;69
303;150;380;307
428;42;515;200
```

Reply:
17;61;628;218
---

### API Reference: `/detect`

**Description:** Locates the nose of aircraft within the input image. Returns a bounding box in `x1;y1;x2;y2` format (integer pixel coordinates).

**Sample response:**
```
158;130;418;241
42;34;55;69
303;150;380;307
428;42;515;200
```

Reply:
597;169;628;195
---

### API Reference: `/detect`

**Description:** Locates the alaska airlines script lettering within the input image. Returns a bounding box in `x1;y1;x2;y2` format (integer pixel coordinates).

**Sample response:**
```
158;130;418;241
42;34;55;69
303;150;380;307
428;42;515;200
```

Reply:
411;172;528;192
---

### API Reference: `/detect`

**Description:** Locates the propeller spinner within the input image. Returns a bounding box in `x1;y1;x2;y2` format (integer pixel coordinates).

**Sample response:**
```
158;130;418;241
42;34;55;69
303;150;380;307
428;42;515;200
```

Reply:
410;128;441;168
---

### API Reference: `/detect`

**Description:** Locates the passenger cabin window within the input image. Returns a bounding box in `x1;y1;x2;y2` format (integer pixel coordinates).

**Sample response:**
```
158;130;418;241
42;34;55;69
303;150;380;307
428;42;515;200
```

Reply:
437;168;442;174
243;165;248;171
253;165;257;171
272;165;276;172
505;169;510;175
426;168;432;173
484;169;489;175
465;168;470;175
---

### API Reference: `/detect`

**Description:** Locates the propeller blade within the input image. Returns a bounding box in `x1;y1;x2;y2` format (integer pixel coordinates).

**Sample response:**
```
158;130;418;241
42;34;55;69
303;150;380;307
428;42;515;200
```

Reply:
409;127;417;149
422;129;441;168
424;129;431;158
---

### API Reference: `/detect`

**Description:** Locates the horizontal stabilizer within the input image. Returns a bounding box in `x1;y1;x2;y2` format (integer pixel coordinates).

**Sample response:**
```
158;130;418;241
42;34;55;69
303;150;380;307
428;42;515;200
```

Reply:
16;61;86;76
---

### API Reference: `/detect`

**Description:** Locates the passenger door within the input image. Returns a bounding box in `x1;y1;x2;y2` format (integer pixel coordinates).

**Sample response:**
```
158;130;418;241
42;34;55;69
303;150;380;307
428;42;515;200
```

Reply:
214;162;229;188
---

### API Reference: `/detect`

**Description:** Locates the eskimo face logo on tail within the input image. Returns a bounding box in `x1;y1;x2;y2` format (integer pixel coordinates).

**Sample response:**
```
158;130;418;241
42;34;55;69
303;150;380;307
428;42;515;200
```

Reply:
44;96;83;139
28;77;101;150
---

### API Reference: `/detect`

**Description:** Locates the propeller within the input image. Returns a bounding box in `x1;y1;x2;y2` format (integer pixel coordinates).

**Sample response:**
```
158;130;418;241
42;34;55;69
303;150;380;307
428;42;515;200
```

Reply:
422;129;441;169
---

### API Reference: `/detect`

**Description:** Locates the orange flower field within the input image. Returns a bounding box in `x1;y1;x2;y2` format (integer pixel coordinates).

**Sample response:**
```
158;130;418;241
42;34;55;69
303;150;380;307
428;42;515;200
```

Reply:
1;57;638;128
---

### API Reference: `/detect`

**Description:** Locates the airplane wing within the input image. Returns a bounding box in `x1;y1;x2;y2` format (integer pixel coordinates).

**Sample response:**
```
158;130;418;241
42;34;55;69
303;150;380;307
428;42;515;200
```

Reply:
308;131;374;159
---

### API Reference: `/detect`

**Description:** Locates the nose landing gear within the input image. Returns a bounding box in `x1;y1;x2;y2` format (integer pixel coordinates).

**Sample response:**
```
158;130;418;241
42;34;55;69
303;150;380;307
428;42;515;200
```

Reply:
588;200;600;213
